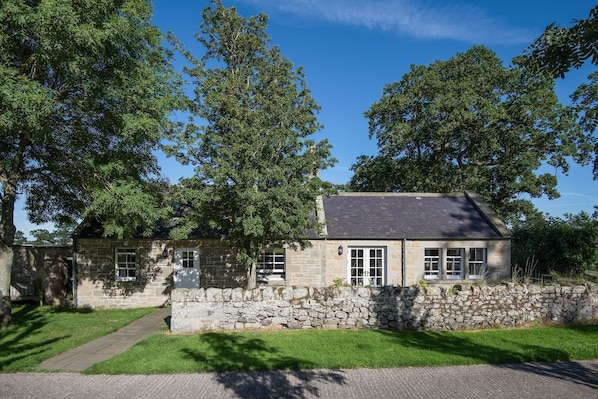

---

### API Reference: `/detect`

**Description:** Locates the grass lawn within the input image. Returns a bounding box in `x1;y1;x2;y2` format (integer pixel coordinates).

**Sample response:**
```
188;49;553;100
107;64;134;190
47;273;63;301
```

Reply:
0;304;156;372
2;304;596;375
86;323;598;375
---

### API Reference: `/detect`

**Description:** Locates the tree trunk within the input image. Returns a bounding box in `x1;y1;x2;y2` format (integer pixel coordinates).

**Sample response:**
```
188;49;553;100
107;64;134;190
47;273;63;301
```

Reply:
0;178;17;327
246;261;257;289
0;245;13;327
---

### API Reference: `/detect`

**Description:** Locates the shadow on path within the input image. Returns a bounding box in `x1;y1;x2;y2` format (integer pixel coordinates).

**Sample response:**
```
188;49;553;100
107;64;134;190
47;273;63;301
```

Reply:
182;333;347;398
497;361;598;390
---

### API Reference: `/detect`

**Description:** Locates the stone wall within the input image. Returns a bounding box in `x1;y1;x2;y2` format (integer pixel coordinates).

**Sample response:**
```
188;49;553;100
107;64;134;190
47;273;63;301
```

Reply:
75;238;247;309
11;245;73;306
170;283;598;333
76;238;173;309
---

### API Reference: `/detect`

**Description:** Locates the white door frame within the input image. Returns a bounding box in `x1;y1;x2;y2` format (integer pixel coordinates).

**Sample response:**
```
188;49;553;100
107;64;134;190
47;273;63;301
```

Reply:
348;247;385;287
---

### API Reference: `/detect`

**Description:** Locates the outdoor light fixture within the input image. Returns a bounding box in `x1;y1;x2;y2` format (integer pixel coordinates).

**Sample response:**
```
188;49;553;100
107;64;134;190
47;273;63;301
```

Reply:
338;245;343;255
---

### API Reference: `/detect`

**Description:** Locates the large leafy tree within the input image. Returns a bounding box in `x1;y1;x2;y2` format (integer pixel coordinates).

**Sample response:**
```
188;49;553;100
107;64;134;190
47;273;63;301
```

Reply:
167;0;336;288
350;46;586;223
0;0;181;325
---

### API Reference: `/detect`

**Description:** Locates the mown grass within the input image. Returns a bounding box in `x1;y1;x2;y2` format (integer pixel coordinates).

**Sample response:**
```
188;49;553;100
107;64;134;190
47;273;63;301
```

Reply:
3;304;596;375
0;304;155;372
86;323;598;375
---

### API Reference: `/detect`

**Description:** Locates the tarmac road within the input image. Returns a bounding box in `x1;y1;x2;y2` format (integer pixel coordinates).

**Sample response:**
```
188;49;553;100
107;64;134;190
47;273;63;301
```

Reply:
2;360;597;399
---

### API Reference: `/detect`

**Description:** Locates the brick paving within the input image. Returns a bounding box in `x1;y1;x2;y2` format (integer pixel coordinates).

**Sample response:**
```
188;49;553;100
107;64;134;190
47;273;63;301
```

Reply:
1;361;597;399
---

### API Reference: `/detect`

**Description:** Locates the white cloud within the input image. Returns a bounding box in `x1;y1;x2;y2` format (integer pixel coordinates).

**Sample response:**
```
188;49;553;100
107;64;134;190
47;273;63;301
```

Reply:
236;0;534;44
559;192;598;202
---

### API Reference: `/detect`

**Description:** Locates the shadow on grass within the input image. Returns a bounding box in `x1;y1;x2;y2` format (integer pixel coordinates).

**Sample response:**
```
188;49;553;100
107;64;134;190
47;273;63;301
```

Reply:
0;305;92;370
373;323;597;389
375;329;570;364
182;333;347;399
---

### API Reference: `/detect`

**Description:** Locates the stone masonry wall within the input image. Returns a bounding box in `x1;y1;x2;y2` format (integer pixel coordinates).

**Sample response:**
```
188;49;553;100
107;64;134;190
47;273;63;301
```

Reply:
11;245;72;306
171;283;598;333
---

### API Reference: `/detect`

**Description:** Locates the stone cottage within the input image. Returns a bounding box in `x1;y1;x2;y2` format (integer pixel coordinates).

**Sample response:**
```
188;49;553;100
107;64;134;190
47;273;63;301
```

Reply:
73;191;511;309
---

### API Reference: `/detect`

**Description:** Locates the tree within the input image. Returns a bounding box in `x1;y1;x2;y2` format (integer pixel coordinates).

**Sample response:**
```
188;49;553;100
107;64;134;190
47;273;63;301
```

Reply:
572;71;598;178
523;6;598;78
350;46;586;222
522;6;598;184
29;221;77;246
0;0;182;326
512;212;598;277
167;1;336;288
12;231;26;245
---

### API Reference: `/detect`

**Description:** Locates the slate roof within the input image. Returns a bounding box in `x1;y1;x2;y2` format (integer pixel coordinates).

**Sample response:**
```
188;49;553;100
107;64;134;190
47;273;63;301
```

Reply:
74;191;510;241
321;192;509;240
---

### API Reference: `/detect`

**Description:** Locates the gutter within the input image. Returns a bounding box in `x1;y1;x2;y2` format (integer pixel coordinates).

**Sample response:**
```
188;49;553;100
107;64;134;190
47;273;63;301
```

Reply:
72;237;78;309
402;238;407;287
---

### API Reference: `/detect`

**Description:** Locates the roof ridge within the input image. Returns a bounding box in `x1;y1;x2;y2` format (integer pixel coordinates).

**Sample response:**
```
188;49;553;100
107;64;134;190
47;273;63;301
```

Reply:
335;192;463;197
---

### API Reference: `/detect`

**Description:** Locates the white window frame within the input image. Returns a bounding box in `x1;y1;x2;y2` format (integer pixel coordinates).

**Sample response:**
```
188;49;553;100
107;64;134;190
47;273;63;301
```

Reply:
257;248;285;282
445;248;463;279
468;248;487;279
115;248;136;282
424;248;441;280
348;247;386;287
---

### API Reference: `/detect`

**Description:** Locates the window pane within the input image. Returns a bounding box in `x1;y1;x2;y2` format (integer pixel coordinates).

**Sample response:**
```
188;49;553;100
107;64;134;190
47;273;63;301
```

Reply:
424;248;440;279
257;248;285;281
350;247;385;287
446;249;463;279
115;249;136;281
468;248;486;279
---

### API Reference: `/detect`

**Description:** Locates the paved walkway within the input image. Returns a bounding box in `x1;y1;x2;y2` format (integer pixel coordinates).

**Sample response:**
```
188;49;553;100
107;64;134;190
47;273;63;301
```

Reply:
36;306;171;372
3;361;597;398
12;308;596;398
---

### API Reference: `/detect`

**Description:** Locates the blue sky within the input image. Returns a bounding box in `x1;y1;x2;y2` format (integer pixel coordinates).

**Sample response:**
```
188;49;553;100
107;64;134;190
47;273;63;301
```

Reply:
14;0;598;236
156;0;598;212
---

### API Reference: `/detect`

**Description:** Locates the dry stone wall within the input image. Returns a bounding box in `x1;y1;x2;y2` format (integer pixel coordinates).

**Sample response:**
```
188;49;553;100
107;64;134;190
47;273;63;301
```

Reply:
171;283;598;333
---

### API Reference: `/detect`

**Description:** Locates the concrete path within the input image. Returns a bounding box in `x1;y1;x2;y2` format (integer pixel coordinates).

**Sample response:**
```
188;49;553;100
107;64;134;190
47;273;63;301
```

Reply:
36;307;171;372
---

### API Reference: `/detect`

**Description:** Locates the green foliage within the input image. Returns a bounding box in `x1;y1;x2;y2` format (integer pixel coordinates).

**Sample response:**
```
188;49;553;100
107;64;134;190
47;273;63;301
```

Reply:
350;46;586;223
512;212;598;277
416;280;428;289
0;0;183;244
523;6;598;78
331;278;344;287
572;70;598;178
29;221;77;245
12;231;26;245
521;6;598;189
167;1;336;287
